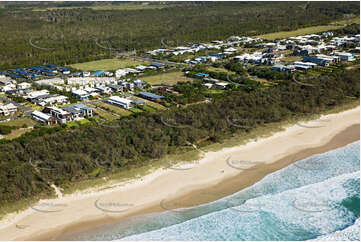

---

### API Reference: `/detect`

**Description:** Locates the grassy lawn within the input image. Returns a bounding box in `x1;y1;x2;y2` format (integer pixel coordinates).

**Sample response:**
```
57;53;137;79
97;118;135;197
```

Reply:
207;67;234;74
32;3;170;11
68;58;148;71
3;117;36;127
132;96;167;110
280;55;303;63
330;16;360;25
142;71;194;85
130;107;143;113
65;121;79;128
26;103;43;111
258;25;343;40
95;102;133;116
205;89;225;95
88;104;118;121
2;128;33;140
142;105;156;112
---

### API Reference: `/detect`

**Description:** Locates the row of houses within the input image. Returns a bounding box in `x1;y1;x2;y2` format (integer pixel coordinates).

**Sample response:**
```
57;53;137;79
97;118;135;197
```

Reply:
272;51;356;73
31;104;94;125
147;36;262;57
233;50;282;65
0;78;32;93
0;64;70;81
71;79;147;100
115;63;165;78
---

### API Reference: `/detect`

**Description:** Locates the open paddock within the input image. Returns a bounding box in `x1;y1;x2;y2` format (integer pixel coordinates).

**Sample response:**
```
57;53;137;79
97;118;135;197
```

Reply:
68;58;148;71
142;71;194;86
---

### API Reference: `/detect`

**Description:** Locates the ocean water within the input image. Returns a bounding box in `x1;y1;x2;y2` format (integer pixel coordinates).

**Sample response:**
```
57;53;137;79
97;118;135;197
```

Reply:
66;141;360;241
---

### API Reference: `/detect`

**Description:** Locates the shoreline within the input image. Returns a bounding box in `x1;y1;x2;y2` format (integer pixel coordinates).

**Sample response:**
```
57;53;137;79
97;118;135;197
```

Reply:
0;106;359;241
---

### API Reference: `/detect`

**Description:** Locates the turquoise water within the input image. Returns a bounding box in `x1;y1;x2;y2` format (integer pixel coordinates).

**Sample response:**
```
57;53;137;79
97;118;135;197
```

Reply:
66;141;360;241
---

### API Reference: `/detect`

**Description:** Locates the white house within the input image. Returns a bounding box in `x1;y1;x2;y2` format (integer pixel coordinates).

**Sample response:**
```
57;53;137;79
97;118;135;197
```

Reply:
31;110;57;125
332;52;355;61
26;90;49;99
17;82;32;89
37;95;69;107
107;96;133;109
0;103;17;116
1;84;16;92
215;82;229;89
72;89;89;100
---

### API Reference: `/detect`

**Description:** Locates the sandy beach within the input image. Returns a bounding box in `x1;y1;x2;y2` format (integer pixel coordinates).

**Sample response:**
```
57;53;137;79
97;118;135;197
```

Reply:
0;106;359;241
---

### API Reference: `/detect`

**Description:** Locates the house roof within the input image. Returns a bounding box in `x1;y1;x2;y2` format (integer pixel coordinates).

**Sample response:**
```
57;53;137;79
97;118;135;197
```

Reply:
108;96;132;104
92;70;104;76
32;110;51;120
72;89;88;96
138;92;164;99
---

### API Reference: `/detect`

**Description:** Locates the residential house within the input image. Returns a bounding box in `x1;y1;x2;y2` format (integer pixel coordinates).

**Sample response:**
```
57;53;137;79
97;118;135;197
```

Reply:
63;104;93;120
195;72;210;78
95;86;112;95
17;82;32;89
332;52;355;61
130;98;146;107
108;84;123;93
2;84;16;93
137;92;164;102
107;96;133;109
0;103;17;116
36;95;69;107
72;89;89;100
43;106;72;124
150;62;165;69
215;82;229;89
26;90;50;100
271;64;286;72
303;56;331;66
136;65;148;72
31;110;57;125
133;79;147;89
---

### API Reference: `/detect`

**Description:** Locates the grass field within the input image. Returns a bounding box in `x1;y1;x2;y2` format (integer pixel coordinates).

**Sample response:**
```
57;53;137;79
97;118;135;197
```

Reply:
130;107;143;113
142;71;194;85
1;127;33;140
257;16;360;40
3;117;36;127
207;67;234;74
68;58;148;71
257;25;344;40
132;96;167;110
88;104;118;121
65;118;91;128
32;3;171;11
142;105;156;112
280;55;303;63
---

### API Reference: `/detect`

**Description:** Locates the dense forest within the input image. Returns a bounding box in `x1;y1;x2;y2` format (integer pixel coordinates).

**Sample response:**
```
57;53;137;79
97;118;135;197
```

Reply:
0;67;359;206
0;1;359;69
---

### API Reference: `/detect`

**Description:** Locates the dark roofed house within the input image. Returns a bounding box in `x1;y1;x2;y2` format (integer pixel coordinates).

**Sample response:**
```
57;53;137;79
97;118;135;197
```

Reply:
137;92;164;103
130;98;146;107
108;84;123;92
150;62;165;69
63;104;93;120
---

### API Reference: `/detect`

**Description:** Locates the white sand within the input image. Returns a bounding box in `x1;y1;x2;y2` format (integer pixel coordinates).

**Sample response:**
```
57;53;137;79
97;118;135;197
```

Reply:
0;106;359;241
